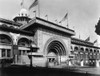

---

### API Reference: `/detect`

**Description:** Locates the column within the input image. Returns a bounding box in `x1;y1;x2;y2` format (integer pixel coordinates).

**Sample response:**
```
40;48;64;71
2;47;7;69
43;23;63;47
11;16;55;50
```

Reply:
96;60;100;67
80;60;84;67
10;32;20;64
69;60;72;66
5;49;7;57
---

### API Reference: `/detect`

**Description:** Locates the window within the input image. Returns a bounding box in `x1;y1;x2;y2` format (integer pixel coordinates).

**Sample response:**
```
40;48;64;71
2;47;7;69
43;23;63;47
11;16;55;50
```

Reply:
23;50;26;55
19;50;21;55
2;49;6;57
7;49;11;57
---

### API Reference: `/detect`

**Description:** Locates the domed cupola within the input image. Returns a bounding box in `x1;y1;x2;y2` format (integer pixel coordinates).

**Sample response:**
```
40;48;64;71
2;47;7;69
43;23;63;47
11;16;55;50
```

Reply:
13;8;31;25
20;8;28;16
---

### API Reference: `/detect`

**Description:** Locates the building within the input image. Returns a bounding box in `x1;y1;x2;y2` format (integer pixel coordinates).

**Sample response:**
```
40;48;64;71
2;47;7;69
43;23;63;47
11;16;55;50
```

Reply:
0;8;100;67
71;38;100;66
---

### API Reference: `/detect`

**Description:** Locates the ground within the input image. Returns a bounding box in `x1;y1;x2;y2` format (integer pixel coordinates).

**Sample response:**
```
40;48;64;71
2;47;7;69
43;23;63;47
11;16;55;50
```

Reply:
0;65;100;76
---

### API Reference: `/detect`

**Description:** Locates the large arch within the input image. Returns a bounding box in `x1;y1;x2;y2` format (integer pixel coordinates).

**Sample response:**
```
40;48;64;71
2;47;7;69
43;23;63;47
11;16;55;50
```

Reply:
47;41;66;56
44;37;68;56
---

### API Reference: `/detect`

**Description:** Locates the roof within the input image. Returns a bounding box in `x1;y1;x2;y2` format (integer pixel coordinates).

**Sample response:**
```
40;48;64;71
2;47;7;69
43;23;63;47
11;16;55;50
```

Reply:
71;37;100;49
20;17;75;36
0;25;33;36
0;18;22;26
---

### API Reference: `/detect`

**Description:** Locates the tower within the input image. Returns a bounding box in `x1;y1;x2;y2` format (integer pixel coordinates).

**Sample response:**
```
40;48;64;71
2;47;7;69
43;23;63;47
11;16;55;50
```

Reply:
13;8;31;25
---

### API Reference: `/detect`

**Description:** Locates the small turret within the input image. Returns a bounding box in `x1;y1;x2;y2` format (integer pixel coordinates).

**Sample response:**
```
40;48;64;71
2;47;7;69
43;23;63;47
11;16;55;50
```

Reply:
13;8;31;25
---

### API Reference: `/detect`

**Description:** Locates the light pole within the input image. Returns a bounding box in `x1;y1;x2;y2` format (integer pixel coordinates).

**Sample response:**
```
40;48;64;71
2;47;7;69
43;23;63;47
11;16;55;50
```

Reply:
30;44;32;67
29;40;39;67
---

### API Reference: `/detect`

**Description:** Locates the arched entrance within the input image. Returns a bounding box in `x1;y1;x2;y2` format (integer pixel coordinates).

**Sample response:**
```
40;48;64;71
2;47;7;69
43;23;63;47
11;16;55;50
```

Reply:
0;34;13;58
0;34;13;65
17;38;30;64
45;40;67;66
18;38;30;55
47;41;66;55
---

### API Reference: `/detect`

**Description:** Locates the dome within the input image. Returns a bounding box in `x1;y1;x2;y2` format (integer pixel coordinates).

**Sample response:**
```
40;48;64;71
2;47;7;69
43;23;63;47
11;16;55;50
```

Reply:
19;8;28;16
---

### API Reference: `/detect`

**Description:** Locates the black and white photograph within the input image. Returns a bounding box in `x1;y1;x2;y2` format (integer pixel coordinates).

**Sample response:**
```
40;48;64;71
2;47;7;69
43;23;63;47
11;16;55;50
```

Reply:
0;0;100;76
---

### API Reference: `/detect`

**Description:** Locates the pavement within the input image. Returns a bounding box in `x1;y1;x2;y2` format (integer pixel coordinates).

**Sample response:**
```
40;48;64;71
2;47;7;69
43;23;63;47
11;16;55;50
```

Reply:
76;67;100;75
1;65;100;76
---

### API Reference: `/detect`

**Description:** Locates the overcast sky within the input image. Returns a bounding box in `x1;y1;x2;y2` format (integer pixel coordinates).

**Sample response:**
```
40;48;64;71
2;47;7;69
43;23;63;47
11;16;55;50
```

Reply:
0;0;100;45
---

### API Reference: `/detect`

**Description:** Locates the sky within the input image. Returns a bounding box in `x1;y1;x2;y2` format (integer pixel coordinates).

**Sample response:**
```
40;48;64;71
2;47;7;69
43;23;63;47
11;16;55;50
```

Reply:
0;0;100;46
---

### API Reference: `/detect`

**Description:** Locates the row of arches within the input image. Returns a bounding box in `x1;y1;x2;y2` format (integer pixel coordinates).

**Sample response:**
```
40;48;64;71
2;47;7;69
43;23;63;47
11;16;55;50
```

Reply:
71;46;99;53
0;34;32;58
71;45;100;66
0;34;31;47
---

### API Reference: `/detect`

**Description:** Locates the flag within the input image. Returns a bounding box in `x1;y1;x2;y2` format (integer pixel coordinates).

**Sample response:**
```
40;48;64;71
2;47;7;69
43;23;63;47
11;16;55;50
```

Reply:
21;0;24;6
93;39;97;44
45;15;48;17
33;10;36;17
33;10;36;12
85;37;90;42
59;13;68;23
55;19;57;22
29;0;38;10
45;15;48;20
79;34;80;39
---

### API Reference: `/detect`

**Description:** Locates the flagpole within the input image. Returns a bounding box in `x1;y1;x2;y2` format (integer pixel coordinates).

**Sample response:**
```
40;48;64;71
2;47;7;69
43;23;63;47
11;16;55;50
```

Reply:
79;33;80;39
38;0;40;17
33;10;36;17
67;11;68;28
55;19;58;24
21;0;24;8
59;21;62;26
45;15;48;21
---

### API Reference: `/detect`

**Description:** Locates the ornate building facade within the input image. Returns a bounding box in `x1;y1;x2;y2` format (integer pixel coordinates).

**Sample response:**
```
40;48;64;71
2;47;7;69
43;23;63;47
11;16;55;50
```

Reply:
0;9;100;67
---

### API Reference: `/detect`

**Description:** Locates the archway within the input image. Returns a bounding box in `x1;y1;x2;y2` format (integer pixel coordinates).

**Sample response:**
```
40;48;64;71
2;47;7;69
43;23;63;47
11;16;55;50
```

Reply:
0;34;12;45
47;41;66;56
74;46;79;52
18;38;30;55
45;40;67;66
0;34;12;58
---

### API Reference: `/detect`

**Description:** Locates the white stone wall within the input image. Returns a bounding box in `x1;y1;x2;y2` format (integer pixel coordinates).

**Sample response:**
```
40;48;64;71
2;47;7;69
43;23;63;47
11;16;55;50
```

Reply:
36;27;71;56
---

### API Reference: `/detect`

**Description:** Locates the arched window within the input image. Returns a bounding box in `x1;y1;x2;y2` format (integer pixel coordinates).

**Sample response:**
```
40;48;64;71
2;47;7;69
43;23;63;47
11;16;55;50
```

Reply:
85;48;89;53
18;38;30;55
0;34;12;45
18;38;30;47
97;50;99;53
94;50;96;53
74;46;79;51
80;48;84;52
90;49;93;53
